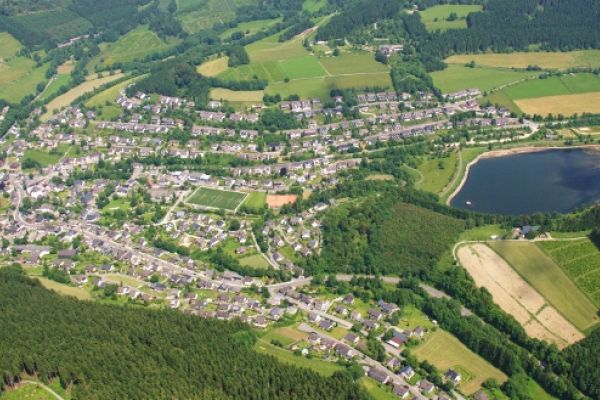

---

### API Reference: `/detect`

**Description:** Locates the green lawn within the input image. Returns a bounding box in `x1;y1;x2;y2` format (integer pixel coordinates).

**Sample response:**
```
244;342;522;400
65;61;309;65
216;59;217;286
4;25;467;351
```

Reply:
419;4;483;32
416;152;458;194
239;254;270;269
280;55;325;79
412;330;507;395
242;191;266;210
187;187;247;210
359;377;397;400
489;241;599;332
36;277;91;301
23;148;65;167
431;64;537;93
254;338;342;376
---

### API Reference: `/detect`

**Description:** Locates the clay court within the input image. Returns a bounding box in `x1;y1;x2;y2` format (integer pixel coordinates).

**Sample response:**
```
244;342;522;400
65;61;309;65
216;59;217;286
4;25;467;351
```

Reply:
457;244;583;347
266;194;297;208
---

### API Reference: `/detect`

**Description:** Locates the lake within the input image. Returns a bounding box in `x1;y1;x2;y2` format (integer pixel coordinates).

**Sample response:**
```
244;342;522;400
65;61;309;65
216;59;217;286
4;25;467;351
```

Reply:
450;148;600;215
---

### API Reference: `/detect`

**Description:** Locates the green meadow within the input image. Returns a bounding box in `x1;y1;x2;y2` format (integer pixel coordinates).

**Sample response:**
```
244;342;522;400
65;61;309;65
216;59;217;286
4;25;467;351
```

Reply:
431;64;536;93
419;4;483;32
89;26;179;69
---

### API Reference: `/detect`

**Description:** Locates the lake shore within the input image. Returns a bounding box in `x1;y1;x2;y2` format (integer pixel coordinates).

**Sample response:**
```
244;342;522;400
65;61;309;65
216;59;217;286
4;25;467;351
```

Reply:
446;144;600;206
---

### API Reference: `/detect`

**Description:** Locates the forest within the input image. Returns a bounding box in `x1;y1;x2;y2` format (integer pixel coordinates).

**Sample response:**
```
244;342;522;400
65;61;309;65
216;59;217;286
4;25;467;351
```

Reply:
0;266;370;400
320;195;464;275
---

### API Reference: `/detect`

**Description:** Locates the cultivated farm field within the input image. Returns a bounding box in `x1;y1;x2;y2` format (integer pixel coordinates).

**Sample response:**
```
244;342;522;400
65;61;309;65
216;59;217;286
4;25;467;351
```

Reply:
457;244;584;347
419;4;483;32
430;65;536;93
42;73;125;121
187;187;248;211
538;238;600;309
489;241;599;332
412;330;507;395
446;50;600;70
515;93;600;116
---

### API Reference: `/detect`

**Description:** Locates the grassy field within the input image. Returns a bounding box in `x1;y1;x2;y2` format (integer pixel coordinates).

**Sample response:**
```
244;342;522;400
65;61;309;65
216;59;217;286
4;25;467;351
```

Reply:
515;92;600;116
0;384;54;400
219;18;282;39
36;277;91;300
218;33;391;100
85;75;143;119
254;338;342;376
431;64;536;93
239;254;270;269
242;191;267;210
42;73;125;120
39;73;72;102
503;73;600;100
187;187;247;210
359;378;397;400
262;326;308;347
210;88;264;103
445;50;600;70
538;238;600;309
489;241;599;332
177;0;250;33
89;26;179;69
440;146;487;204
419;4;483;32
412;330;507;395
0;33;50;103
22;149;63;167
197;56;230;76
416;152;458;194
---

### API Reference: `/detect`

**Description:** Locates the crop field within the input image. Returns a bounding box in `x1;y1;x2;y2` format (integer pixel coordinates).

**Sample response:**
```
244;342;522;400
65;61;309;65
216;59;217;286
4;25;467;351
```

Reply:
412;330;507;395
419;4;483;32
89;26;179;69
318;51;389;75
489;241;599;332
430;65;536;93
42;73;125;121
187;187;247;210
197;56;230;76
515;92;600;116
538;238;600;309
445;50;600;70
457;244;584;347
209;88;264;103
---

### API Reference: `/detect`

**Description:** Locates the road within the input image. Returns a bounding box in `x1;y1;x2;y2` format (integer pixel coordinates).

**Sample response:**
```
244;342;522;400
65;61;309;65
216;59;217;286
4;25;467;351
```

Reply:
297;322;422;398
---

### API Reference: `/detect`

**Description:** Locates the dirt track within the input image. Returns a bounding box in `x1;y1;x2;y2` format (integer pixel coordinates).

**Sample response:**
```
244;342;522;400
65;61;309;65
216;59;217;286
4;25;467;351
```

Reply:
266;194;297;208
457;244;584;348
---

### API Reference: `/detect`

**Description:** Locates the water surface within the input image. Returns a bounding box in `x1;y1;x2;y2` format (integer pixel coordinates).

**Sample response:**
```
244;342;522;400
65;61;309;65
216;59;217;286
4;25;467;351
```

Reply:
450;148;600;215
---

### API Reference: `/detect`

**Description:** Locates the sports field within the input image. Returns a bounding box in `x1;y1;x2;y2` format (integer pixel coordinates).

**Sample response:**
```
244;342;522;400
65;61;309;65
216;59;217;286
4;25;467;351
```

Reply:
446;50;600;70
489;241;599;332
242;191;267;210
187;187;247;210
457;244;584;347
42;73;125;121
419;4;483;32
412;330;507;395
430;65;536;93
538;238;600;310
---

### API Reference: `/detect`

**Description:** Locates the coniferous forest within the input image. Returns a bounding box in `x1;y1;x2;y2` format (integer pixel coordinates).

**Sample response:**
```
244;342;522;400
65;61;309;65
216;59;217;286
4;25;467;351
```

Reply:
0;266;369;400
